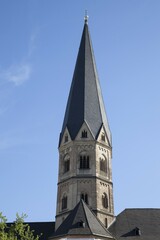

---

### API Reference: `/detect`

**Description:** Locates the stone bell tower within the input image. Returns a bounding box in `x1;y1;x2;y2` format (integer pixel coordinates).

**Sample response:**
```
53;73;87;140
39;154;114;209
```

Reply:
55;16;114;229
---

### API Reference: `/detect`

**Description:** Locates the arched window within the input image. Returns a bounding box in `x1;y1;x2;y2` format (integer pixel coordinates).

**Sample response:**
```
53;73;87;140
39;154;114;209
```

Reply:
100;156;107;173
64;155;70;173
80;155;90;169
81;130;87;138
81;193;88;204
102;193;108;209
62;194;67;210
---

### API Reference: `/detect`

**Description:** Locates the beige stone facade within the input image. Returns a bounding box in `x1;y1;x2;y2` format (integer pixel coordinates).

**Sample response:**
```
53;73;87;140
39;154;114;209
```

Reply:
55;125;114;229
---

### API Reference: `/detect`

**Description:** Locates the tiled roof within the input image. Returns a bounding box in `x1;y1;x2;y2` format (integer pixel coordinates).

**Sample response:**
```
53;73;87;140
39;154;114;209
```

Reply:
7;209;160;239
108;209;160;240
50;200;114;239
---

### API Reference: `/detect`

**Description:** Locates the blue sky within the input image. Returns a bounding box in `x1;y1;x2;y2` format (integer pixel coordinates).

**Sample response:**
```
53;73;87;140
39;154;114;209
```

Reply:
0;0;160;222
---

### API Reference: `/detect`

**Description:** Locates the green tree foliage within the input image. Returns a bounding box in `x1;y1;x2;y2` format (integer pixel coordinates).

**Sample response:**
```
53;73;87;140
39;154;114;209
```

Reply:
0;213;42;240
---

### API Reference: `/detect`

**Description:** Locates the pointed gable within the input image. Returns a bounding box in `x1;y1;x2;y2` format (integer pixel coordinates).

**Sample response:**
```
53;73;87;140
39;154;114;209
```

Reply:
75;122;94;141
59;127;71;147
59;20;111;146
50;200;114;239
97;125;110;146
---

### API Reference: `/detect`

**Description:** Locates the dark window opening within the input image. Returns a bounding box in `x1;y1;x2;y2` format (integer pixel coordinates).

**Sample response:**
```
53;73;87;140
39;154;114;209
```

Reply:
82;130;87;138
80;155;90;169
77;220;85;228
64;134;68;143
81;193;88;204
134;227;141;236
62;195;67;210
64;159;70;173
102;193;108;209
105;218;108;228
101;134;105;142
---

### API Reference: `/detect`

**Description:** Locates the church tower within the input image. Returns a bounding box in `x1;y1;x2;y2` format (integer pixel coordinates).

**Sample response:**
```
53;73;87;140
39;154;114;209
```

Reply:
55;17;114;229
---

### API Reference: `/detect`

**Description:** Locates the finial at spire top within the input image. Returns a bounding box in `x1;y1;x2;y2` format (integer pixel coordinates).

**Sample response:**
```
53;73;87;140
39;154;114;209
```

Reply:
84;10;89;24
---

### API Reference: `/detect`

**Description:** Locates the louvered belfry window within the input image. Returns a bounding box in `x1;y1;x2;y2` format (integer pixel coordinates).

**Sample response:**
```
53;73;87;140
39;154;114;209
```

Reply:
81;193;88;204
80;155;90;169
81;130;87;138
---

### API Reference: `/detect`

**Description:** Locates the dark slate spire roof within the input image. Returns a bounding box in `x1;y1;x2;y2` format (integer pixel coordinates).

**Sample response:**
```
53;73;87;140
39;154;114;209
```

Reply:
50;200;114;239
60;20;111;146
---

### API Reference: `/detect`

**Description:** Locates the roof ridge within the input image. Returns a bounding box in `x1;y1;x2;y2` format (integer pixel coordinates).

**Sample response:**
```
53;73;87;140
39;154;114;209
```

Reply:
80;199;92;234
124;208;160;210
81;200;114;238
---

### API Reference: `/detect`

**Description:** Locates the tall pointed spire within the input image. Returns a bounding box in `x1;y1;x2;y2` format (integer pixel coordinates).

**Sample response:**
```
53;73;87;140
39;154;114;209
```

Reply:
56;19;114;230
59;18;111;146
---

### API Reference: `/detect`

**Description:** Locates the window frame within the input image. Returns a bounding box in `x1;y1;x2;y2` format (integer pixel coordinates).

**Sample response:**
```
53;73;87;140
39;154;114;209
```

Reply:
100;157;107;173
81;130;88;138
102;193;108;209
64;155;70;173
62;194;68;210
64;134;68;143
81;193;89;204
80;155;90;169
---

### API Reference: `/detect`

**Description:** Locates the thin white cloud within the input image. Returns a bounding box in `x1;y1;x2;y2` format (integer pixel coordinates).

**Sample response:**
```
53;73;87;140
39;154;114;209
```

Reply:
3;63;31;86
0;29;39;87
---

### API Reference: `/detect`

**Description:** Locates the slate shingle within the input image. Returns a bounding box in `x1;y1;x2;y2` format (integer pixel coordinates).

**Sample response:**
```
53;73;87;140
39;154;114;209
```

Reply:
108;209;160;240
59;21;111;146
50;200;114;239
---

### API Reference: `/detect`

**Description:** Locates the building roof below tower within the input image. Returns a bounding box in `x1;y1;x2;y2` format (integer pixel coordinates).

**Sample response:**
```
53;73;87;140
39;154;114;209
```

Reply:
50;200;115;239
6;208;160;240
108;209;160;240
